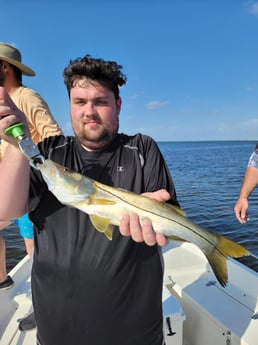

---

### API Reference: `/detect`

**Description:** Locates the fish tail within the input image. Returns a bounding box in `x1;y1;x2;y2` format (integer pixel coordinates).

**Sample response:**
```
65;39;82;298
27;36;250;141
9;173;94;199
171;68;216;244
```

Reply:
206;235;250;287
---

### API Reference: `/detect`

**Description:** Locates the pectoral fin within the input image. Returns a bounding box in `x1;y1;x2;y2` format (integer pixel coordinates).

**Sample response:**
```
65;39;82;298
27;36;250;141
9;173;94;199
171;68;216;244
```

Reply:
90;198;116;205
89;214;113;240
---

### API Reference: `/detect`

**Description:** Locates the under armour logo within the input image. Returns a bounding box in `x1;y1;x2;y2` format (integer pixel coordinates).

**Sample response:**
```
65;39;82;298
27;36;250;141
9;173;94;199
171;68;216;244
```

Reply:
117;166;124;172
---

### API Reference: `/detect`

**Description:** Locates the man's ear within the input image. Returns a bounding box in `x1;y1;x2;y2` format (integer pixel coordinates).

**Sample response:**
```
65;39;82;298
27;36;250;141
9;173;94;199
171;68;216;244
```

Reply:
116;97;122;116
1;62;9;71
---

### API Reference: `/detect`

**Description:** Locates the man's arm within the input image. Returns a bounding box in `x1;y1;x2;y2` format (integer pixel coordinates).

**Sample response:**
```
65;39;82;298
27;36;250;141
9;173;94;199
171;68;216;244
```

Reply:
0;87;30;220
16;88;63;143
234;166;258;223
0;221;12;231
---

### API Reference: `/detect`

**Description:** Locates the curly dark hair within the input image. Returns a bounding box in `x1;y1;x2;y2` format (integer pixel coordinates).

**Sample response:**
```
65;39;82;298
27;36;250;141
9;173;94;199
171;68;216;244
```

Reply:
63;55;127;100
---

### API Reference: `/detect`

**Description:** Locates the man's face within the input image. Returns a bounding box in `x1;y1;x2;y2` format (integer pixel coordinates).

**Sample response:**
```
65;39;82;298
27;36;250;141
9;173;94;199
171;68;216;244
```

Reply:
70;79;121;151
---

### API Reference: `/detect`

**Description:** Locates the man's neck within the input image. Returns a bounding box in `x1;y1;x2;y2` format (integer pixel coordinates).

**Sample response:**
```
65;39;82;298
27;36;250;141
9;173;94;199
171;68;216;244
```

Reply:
8;85;22;96
3;79;22;94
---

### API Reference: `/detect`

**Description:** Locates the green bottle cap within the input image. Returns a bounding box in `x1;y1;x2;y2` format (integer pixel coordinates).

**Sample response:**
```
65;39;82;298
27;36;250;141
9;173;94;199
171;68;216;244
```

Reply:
5;123;25;139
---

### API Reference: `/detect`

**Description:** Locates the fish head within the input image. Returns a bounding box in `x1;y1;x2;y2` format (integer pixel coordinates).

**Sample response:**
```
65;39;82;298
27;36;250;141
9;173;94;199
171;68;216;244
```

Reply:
37;159;95;204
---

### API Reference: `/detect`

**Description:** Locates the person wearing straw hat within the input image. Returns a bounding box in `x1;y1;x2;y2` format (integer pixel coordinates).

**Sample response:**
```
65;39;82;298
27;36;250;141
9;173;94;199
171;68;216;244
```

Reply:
0;42;63;292
0;42;35;76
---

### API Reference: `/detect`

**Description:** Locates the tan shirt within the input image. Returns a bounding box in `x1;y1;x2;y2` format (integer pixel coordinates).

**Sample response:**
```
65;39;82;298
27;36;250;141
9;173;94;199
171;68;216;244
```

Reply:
0;86;63;157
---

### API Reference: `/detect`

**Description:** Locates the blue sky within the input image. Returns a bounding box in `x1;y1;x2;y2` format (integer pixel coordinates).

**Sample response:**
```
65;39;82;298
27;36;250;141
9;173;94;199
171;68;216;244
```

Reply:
1;0;258;141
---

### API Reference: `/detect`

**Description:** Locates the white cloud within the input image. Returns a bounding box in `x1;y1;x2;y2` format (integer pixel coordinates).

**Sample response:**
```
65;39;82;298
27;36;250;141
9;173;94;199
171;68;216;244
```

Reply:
238;118;258;129
128;94;141;100
247;1;258;16
245;86;253;92
146;100;169;110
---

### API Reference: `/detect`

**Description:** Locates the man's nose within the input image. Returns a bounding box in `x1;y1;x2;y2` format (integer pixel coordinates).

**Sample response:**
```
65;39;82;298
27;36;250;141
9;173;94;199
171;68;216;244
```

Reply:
83;103;96;116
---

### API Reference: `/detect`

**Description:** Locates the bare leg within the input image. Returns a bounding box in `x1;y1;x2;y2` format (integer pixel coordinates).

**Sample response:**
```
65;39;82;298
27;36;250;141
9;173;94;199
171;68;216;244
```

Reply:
24;238;34;258
0;235;7;282
0;221;12;282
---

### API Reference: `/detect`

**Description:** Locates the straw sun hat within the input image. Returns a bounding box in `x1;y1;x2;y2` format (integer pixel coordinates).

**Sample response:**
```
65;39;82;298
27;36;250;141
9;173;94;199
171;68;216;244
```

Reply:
0;42;35;76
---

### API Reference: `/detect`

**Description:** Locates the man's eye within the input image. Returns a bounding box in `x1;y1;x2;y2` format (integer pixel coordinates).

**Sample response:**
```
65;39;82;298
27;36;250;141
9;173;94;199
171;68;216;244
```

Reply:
75;100;85;106
96;100;108;105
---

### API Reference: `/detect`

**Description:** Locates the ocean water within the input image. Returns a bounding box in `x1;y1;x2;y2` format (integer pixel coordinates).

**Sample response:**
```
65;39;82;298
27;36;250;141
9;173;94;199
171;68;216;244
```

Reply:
2;140;258;272
158;140;258;271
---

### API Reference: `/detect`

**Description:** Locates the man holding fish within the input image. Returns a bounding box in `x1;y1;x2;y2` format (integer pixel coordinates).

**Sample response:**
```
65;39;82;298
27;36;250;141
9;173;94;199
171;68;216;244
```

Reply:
0;55;180;345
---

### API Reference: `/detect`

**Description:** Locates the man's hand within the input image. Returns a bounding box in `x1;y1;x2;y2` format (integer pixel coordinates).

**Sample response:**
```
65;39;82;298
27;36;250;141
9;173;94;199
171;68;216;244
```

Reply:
234;197;250;224
0;87;30;142
119;189;170;246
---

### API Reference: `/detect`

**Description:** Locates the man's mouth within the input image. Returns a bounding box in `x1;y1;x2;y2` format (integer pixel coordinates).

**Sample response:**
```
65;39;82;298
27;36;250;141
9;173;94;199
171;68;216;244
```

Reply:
85;119;101;126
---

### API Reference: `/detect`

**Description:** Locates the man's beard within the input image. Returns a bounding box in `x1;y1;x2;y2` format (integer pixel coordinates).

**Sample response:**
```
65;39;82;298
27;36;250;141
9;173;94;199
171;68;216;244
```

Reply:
75;126;118;151
0;71;5;86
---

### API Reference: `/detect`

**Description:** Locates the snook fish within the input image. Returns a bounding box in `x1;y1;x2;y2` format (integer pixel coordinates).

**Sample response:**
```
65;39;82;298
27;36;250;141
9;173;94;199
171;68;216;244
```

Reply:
37;159;250;287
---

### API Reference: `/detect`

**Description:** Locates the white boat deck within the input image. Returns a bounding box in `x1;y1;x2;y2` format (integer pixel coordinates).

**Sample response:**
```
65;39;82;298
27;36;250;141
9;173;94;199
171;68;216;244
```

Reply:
163;242;258;345
1;242;258;345
0;256;36;345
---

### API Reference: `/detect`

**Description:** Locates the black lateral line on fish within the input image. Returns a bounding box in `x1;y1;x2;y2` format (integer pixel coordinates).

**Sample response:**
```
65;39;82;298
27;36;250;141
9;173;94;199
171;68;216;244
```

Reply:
94;182;228;258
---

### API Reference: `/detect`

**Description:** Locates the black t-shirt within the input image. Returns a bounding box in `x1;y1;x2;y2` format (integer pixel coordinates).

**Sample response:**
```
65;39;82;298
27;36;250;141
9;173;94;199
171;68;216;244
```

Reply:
29;133;179;345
